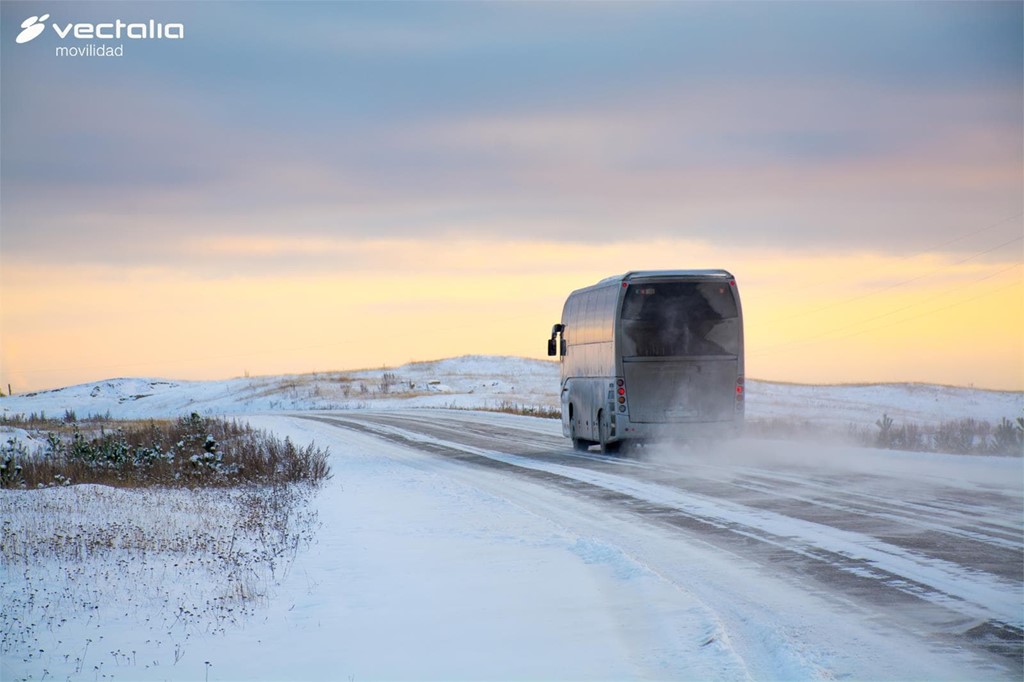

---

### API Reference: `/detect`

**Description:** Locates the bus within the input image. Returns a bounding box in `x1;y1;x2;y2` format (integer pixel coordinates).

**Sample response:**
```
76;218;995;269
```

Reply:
547;270;744;452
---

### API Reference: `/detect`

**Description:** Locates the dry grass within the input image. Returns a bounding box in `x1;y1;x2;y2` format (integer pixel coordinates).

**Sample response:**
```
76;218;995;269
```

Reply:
481;400;560;420
1;481;322;673
1;413;330;489
746;413;1024;456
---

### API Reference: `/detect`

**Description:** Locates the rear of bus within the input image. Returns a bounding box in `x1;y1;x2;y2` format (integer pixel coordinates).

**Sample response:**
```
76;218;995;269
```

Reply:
614;271;744;442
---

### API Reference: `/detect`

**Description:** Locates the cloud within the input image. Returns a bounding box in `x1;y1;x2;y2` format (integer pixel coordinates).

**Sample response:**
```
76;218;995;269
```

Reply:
6;75;1020;267
1;1;1020;272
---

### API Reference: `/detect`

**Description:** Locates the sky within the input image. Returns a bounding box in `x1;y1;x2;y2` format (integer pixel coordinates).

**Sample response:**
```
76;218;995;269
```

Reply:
1;0;1021;392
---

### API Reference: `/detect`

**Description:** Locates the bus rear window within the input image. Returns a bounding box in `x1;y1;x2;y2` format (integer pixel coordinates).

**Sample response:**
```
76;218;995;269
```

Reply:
621;282;739;357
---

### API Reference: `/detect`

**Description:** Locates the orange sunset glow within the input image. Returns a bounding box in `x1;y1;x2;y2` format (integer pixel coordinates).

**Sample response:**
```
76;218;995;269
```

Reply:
1;2;1021;393
3;237;1020;391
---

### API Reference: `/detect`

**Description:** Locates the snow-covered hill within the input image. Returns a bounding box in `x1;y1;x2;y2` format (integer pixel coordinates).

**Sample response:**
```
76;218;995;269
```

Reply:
2;355;1019;429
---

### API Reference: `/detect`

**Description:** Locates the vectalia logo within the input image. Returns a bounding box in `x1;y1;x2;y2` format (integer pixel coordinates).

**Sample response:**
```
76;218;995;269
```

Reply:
52;19;185;40
15;14;185;44
16;14;49;43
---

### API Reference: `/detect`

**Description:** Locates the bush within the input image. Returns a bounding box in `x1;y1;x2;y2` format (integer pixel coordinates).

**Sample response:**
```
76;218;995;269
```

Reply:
992;416;1024;455
0;439;26;488
875;413;896;448
871;413;1020;455
378;372;399;394
933;418;982;455
748;412;1023;457
1;413;331;489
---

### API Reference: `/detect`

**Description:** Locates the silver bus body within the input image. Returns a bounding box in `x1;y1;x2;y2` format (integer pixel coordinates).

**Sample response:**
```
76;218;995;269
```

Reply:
547;270;744;452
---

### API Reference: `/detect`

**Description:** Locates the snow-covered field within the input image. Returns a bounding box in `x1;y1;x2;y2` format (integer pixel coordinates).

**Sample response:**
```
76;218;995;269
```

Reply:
2;356;1022;681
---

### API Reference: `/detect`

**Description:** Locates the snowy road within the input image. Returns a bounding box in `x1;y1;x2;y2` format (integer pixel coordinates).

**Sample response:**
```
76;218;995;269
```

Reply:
276;408;1023;680
6;405;1020;681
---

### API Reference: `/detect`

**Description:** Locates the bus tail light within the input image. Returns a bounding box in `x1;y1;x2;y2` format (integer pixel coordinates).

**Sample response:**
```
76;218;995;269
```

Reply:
736;376;745;404
616;378;627;411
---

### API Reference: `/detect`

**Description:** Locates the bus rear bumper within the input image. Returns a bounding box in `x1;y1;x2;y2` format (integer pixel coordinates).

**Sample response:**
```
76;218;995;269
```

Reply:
612;416;743;443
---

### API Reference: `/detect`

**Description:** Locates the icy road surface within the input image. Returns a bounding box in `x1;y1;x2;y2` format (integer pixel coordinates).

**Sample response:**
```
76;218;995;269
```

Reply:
230;409;1022;681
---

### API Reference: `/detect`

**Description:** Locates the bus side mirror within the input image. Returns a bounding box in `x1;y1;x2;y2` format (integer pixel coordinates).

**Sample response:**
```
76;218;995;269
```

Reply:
548;323;566;357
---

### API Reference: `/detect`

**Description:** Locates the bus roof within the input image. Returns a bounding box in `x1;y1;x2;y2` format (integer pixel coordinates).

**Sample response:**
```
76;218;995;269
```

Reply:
594;269;734;287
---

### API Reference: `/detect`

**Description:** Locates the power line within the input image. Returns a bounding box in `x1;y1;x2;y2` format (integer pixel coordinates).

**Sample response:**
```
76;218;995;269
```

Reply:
916;211;1022;251
751;265;1022;358
774;233;1022;324
828;279;1021;345
764;211;1022;300
747;213;1023;360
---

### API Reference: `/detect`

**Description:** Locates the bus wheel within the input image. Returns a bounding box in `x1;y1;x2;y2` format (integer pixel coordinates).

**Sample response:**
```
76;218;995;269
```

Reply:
599;412;621;454
570;421;589;451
